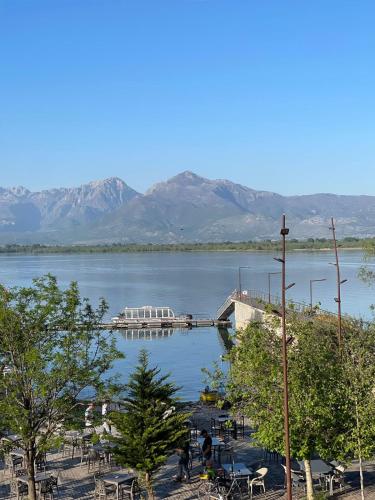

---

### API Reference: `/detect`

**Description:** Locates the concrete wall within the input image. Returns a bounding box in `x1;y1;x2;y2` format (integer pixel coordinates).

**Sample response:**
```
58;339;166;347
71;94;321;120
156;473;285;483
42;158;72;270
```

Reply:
234;300;266;330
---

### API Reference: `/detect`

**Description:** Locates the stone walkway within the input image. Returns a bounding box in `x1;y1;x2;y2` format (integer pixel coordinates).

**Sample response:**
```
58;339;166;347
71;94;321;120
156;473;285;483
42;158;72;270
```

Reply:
1;403;375;499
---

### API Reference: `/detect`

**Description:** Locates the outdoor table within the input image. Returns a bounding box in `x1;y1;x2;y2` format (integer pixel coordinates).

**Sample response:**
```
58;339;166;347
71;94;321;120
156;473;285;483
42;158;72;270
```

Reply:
298;459;334;495
223;462;252;477
101;471;136;500
197;437;223;448
99;440;116;448
217;415;230;423
91;442;115;463
10;448;25;458
16;472;52;499
298;459;332;475
2;434;21;444
17;472;51;484
64;431;83;459
65;430;81;438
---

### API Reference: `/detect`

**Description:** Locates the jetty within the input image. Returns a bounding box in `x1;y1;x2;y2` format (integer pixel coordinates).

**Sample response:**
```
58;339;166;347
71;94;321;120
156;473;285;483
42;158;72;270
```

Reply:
98;318;232;330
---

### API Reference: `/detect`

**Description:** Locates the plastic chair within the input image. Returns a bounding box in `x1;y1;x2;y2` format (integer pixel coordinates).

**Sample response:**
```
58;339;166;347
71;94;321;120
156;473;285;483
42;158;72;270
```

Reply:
35;451;47;472
281;464;306;490
120;479;140;500
80;442;90;467
326;464;346;492
49;471;61;497
88;448;105;472
9;478;29;499
5;454;24;477
248;467;268;499
210;418;222;437
235;415;245;438
39;478;55;499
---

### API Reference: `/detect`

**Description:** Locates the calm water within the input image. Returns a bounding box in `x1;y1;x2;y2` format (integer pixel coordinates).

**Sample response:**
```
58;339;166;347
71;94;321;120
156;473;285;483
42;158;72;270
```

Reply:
0;250;374;400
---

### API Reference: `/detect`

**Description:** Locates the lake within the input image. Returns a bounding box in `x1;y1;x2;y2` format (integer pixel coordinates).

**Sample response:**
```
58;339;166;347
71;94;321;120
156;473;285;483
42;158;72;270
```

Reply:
0;250;374;400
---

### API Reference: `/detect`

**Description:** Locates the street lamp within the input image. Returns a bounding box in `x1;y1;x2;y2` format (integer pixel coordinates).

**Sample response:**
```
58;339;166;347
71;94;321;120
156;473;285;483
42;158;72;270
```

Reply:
309;278;327;310
274;214;294;500
238;266;251;299
329;217;348;349
268;272;281;303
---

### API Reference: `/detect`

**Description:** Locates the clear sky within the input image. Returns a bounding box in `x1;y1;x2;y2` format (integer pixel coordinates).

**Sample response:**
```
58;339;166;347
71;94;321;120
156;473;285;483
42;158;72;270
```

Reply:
1;0;374;195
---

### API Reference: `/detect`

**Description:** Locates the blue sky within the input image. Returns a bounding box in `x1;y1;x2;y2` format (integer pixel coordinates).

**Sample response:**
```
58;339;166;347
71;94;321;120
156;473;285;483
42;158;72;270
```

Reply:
1;0;374;195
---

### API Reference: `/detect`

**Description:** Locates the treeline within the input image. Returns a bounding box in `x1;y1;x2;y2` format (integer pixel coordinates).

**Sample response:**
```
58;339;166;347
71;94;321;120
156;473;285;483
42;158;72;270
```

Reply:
0;237;370;254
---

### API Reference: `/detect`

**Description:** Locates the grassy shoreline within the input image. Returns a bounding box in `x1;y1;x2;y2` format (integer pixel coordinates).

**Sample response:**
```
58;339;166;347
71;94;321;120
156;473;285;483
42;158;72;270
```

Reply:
0;238;369;255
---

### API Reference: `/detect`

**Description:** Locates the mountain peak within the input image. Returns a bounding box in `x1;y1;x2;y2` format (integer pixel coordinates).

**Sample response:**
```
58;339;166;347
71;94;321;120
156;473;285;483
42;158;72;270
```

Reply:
86;177;130;190
9;186;30;197
169;171;207;185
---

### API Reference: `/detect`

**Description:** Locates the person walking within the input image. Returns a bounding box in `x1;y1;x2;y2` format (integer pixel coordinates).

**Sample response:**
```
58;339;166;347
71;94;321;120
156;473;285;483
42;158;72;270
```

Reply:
175;441;190;482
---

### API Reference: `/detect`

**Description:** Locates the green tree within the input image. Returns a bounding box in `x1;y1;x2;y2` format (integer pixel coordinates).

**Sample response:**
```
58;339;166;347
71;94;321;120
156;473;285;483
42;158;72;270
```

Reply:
0;275;123;500
341;319;375;500
359;240;375;287
110;350;189;499
228;315;347;500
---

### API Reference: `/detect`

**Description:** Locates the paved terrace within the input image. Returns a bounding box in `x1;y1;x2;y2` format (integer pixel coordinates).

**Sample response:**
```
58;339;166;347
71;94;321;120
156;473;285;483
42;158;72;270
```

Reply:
1;403;374;499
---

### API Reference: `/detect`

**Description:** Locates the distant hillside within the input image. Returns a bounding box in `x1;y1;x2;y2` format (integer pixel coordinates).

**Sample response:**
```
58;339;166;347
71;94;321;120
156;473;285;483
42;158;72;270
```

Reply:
0;171;375;244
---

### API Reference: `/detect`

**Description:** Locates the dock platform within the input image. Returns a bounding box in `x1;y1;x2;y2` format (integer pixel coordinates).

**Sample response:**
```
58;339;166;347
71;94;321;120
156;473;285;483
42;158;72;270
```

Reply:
99;319;232;330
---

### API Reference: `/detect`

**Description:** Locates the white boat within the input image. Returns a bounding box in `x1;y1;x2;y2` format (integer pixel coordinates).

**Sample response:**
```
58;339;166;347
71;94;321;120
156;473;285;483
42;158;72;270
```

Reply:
112;306;176;324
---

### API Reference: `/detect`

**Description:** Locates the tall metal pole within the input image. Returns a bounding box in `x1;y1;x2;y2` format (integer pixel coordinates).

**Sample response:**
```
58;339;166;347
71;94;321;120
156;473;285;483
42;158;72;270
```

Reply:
280;214;292;500
330;217;343;348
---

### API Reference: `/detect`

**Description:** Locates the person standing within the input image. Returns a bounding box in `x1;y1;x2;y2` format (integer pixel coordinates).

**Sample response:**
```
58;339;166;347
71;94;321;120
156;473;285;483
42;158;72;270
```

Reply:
200;429;212;465
102;400;111;434
175;441;190;482
85;402;95;428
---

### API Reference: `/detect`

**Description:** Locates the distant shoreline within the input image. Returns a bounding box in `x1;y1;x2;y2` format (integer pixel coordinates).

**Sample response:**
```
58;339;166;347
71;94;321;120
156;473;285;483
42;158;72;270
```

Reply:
0;239;370;255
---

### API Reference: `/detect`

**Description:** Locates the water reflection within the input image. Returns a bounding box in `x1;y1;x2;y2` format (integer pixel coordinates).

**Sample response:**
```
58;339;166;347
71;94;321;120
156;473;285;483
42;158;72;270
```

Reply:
120;328;175;341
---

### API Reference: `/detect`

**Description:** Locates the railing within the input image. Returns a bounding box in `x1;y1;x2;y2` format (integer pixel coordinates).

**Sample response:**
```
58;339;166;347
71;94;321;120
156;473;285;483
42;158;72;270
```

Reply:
232;289;338;318
216;290;237;320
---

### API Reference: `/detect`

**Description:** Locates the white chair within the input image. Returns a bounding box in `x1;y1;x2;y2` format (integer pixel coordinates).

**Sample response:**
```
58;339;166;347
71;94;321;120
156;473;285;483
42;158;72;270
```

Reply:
248;467;268;499
326;464;346;492
281;464;306;490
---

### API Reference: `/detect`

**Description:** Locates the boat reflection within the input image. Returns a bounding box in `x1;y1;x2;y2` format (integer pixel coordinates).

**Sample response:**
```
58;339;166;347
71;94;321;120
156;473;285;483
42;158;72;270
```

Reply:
120;328;178;341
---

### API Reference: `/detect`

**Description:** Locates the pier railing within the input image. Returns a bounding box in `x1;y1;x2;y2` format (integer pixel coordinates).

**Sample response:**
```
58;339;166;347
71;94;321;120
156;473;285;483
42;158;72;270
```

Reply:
216;291;237;320
234;289;338;318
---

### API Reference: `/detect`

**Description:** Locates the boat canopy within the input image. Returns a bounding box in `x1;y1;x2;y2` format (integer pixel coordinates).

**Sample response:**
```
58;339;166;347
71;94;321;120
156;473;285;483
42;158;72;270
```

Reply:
120;306;175;320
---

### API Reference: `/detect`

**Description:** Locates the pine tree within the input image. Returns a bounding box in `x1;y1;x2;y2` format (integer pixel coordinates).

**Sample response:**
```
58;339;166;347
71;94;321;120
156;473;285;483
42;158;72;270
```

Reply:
110;350;190;499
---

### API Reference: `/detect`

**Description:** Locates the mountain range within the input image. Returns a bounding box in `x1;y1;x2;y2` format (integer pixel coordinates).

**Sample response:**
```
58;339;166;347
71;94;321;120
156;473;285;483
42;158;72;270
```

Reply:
1;171;374;244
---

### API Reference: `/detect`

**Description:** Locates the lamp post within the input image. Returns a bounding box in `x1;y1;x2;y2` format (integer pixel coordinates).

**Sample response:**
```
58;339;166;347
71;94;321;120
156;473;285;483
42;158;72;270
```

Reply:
329;217;347;348
238;266;251;299
273;214;294;500
268;272;281;303
309;278;327;310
